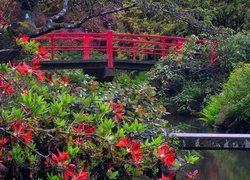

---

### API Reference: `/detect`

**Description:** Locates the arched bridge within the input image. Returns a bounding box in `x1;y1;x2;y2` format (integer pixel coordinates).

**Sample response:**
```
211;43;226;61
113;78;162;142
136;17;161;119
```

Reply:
33;30;217;81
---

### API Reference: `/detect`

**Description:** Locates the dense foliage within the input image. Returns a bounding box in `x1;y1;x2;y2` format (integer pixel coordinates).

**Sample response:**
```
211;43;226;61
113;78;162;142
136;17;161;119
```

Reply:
200;63;250;132
0;35;200;179
148;36;221;115
218;31;250;74
115;0;250;37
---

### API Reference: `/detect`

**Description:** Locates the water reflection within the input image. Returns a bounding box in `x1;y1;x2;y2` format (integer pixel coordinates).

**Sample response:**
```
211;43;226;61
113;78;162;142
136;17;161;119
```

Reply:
167;115;250;179
167;115;213;133
179;150;250;180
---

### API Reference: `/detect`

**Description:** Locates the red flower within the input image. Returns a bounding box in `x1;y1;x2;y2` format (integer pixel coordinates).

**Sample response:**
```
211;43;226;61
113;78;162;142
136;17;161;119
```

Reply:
131;141;141;153
51;149;69;164
11;120;32;144
0;81;15;95
63;164;76;180
15;62;31;75
110;102;124;121
33;71;45;81
31;57;42;70
157;142;176;168
131;150;142;165
184;169;199;180
130;142;142;165
75;122;96;134
18;34;29;43
75;137;82;145
0;138;8;146
38;46;47;55
116;137;142;165
19;130;32;144
45;149;76;180
45;72;54;84
72;169;89;180
159;172;176;180
116;137;130;148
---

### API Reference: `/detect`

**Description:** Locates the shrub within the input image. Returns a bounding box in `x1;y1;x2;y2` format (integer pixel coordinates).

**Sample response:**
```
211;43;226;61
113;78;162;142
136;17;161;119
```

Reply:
200;63;250;132
148;36;219;115
218;31;250;74
0;35;199;179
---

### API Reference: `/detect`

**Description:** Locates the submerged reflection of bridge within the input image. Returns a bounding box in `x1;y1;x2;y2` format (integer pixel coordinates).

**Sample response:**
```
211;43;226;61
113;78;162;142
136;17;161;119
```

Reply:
34;30;217;81
169;133;250;150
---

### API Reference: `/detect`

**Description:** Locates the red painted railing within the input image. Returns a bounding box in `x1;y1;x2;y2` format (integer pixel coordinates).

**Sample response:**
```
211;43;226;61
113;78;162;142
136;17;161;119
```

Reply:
33;30;217;68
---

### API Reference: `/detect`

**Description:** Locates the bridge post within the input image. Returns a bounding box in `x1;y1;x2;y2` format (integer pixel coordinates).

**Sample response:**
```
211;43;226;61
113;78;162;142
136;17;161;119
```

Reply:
83;34;90;60
210;41;218;64
161;38;167;57
107;30;113;68
133;39;137;60
176;41;184;62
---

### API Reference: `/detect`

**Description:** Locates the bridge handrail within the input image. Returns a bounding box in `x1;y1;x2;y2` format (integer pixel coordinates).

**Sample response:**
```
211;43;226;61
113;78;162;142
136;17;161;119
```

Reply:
33;30;217;68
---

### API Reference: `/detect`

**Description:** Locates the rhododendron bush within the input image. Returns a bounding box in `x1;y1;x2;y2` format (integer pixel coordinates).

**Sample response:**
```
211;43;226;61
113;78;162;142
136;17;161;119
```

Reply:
0;36;199;179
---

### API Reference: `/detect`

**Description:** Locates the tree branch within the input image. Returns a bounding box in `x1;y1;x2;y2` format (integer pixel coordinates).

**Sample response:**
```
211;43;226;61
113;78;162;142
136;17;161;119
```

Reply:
47;0;69;23
30;2;137;37
138;0;220;36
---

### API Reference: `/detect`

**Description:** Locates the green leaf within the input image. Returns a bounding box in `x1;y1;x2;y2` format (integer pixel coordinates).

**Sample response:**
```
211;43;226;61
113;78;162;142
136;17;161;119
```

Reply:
47;172;63;180
60;94;75;106
0;64;11;73
67;145;80;157
185;151;200;164
11;107;24;119
107;171;119;179
73;113;94;122
96;119;114;137
54;118;67;128
12;144;25;165
99;103;110;113
49;100;69;117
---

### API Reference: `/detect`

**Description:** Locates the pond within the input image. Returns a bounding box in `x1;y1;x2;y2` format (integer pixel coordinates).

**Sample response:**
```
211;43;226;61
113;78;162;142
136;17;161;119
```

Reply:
179;150;250;180
167;115;250;180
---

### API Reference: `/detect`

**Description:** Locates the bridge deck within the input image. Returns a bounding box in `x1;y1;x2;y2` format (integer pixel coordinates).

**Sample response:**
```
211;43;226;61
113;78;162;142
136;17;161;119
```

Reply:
39;59;155;71
39;59;155;81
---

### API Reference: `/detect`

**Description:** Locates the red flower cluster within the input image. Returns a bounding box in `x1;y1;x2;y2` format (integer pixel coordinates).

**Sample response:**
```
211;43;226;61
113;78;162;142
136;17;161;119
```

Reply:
0;78;15;95
15;55;46;81
14;35;48;81
45;149;89;180
0;138;8;147
116;137;142;166
18;34;29;43
72;169;89;180
74;122;96;134
110;102;124;121
184;169;199;180
157;142;176;168
11;120;32;144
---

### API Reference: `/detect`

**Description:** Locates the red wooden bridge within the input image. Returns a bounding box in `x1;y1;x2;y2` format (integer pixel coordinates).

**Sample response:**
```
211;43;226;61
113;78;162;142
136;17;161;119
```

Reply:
33;30;217;81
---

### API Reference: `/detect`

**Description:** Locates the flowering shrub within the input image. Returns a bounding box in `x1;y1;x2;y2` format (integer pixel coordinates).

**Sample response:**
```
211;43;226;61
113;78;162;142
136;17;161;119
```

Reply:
0;35;199;179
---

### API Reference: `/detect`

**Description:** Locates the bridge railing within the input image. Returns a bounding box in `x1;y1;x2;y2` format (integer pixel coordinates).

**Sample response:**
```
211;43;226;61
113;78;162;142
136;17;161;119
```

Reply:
33;30;217;68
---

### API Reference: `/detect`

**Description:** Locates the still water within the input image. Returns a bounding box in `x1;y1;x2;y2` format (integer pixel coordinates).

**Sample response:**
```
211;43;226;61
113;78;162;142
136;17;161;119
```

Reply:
167;115;250;180
178;150;250;180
